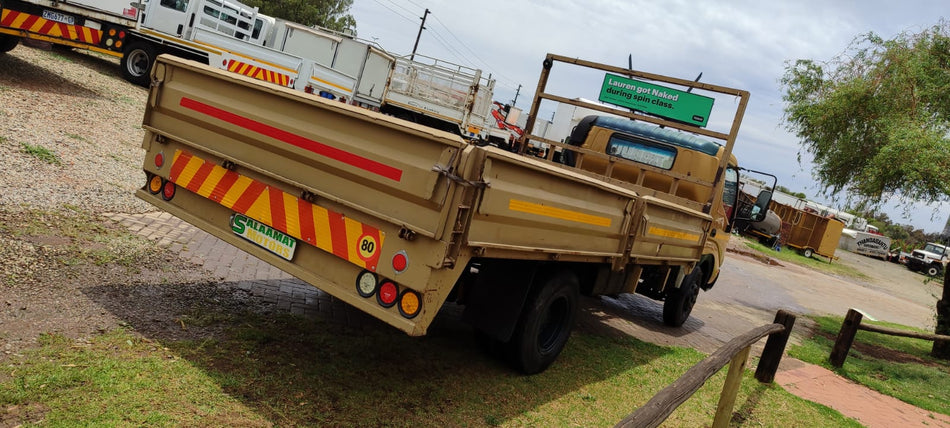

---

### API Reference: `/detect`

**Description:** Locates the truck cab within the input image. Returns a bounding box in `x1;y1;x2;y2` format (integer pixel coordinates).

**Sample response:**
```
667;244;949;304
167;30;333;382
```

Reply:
561;115;769;325
906;242;949;276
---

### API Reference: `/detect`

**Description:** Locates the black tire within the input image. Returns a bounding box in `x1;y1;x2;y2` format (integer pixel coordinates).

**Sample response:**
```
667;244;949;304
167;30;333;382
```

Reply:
927;265;941;277
120;42;156;87
507;271;579;374
663;266;701;327
802;248;814;258
0;34;19;53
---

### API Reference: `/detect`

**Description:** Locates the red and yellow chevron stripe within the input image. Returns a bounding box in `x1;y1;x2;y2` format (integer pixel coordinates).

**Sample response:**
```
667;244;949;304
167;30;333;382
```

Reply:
168;149;385;271
1;9;101;45
226;59;291;87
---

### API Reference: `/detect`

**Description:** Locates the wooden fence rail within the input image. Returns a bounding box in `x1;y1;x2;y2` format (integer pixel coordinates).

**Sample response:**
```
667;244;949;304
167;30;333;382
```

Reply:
615;310;796;428
830;308;950;367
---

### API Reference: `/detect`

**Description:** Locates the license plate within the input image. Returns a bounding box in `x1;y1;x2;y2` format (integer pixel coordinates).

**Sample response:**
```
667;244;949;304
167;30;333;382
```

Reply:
230;214;297;261
42;10;76;25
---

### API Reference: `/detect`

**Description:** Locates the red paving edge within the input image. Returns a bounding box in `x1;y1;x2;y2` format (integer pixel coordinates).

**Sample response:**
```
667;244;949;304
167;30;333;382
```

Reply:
775;359;950;428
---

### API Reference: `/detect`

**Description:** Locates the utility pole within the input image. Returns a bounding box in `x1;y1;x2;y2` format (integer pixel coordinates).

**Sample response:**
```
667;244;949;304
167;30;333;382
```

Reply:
511;84;522;108
410;8;430;61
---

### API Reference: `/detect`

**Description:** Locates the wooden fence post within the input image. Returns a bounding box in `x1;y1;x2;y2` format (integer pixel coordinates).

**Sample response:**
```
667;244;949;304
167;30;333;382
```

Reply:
829;308;862;368
755;310;796;383
712;346;751;428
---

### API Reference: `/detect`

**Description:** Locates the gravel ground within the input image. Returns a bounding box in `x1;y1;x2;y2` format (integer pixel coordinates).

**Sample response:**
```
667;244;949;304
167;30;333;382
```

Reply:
0;42;151;214
0;43;227;356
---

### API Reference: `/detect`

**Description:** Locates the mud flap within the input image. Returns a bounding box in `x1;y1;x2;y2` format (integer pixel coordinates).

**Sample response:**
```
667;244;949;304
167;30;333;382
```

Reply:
462;259;538;342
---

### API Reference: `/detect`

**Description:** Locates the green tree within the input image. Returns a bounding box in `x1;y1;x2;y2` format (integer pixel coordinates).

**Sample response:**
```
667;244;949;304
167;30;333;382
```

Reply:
781;21;950;358
244;0;356;33
775;185;806;199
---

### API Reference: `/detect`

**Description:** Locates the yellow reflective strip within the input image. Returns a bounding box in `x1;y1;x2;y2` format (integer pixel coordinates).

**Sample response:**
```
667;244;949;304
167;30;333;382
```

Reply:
282;192;301;239
343;216;366;268
244;187;272;226
220;175;253;209
310;76;352;92
647;226;701;242
174;156;205;188
196;164;227;198
311;204;333;252
508;199;612;227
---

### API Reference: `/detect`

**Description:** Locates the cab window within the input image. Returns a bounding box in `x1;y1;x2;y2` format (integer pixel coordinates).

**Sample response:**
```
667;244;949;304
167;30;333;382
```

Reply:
606;134;676;170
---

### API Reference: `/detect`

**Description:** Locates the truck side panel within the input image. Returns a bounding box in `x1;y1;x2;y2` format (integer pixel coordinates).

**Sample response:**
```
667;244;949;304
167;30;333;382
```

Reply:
467;149;633;260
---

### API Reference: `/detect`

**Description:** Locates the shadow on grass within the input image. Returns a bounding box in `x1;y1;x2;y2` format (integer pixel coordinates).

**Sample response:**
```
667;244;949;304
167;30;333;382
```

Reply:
84;277;673;426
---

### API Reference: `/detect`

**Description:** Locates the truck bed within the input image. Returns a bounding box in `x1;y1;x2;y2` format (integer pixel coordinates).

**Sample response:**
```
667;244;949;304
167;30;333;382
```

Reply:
138;55;711;335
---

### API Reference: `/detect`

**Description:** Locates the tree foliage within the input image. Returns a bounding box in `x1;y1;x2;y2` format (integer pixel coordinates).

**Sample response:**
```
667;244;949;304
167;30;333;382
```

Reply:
243;0;356;33
781;22;950;205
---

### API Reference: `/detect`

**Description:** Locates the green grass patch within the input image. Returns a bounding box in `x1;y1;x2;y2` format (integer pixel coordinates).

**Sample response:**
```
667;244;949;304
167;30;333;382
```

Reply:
19;142;62;165
0;312;862;427
743;237;868;279
65;133;86;142
789;315;950;416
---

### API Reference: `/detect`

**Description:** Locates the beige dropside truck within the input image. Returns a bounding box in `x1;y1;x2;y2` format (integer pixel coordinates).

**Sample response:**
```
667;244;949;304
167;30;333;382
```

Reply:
136;53;770;373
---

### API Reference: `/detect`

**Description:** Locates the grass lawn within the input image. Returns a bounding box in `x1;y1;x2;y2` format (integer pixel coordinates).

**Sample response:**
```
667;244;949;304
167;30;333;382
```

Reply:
1;311;864;427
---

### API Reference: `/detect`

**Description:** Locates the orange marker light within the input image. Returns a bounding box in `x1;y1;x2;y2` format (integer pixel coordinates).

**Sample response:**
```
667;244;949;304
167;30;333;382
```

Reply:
148;175;163;194
398;290;421;319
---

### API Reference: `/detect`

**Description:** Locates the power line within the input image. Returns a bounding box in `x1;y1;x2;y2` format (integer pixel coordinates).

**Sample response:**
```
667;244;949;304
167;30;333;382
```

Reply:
370;0;416;25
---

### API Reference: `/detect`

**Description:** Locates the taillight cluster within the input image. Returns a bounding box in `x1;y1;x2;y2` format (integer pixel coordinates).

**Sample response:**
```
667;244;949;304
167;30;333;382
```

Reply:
104;27;127;50
356;267;421;319
146;151;175;200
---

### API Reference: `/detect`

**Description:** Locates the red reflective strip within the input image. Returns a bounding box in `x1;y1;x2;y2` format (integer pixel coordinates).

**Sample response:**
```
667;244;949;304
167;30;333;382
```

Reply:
269;187;287;232
230;180;266;214
180;97;403;181
209;169;239;203
169;151;193;181
1;11;17;27
185;160;215;193
327;211;349;260
38;20;55;34
20;15;40;30
298;200;316;245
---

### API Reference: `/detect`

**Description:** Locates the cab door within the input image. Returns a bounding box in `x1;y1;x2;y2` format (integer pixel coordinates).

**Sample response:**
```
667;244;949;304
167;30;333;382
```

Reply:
143;0;192;37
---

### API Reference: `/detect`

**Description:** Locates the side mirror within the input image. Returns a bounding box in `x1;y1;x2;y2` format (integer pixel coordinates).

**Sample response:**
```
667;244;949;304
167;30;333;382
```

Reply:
751;190;772;222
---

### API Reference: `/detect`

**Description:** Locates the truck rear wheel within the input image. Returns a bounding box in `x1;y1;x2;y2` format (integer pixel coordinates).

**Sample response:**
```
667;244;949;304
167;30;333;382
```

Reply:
0;34;19;53
507;271;579;374
121;42;156;87
663;266;701;327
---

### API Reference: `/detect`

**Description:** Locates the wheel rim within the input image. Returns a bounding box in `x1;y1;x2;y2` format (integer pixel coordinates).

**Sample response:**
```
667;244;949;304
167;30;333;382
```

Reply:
537;295;568;353
126;49;149;77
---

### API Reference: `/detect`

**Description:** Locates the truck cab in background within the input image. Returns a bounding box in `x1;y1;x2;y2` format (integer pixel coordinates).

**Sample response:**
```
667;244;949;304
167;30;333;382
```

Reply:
906;242;949;276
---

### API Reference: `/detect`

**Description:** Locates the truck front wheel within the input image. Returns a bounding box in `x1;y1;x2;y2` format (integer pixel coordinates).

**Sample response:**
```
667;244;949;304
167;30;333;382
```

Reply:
0;34;19;53
928;264;942;277
663;266;701;327
121;42;156;87
507;271;579;374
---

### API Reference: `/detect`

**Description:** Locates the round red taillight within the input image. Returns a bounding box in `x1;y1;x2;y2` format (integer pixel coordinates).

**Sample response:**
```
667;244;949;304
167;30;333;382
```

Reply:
377;281;398;308
118;30;125;39
154;152;164;168
162;181;176;201
392;251;408;273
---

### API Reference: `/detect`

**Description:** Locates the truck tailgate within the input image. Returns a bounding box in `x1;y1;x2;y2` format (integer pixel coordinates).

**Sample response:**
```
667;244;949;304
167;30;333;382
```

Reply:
145;55;464;241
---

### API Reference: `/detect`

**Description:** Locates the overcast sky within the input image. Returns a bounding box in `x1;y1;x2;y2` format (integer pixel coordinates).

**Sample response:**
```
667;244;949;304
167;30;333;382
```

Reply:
351;0;949;233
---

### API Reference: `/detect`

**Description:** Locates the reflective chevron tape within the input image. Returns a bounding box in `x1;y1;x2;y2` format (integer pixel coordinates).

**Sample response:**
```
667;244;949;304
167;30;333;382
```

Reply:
168;149;385;271
226;59;291;87
1;9;102;45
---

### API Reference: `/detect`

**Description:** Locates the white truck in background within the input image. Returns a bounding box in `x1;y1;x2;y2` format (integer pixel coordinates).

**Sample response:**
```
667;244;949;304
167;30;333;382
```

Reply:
0;0;394;107
381;54;499;140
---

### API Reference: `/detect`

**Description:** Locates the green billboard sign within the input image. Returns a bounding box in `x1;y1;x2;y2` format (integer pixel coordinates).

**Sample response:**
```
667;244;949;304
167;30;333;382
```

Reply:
598;73;715;127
